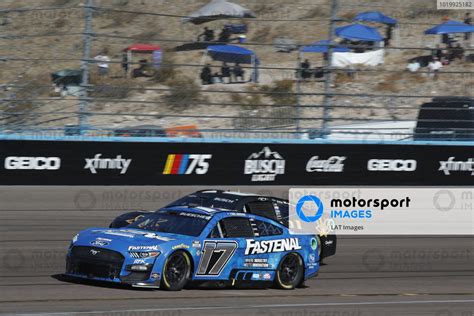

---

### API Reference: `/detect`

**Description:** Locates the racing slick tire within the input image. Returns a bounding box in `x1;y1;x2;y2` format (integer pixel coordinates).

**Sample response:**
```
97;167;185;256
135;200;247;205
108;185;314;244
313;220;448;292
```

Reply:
274;253;304;290
161;251;192;291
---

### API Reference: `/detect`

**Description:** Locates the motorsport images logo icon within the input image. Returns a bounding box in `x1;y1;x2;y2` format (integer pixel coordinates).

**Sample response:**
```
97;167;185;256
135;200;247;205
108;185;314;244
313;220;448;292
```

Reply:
296;195;324;223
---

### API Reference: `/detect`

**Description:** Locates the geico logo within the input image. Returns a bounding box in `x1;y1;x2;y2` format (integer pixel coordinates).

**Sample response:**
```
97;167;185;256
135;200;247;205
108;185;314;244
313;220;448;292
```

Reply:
4;156;61;170
367;159;417;171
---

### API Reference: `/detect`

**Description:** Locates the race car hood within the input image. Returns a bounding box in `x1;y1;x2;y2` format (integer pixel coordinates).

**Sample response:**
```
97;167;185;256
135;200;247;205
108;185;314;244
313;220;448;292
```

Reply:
71;227;189;253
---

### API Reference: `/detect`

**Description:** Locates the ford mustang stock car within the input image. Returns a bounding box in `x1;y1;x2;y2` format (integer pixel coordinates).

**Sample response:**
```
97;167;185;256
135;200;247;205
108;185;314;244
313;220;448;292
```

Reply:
110;190;337;260
66;206;320;290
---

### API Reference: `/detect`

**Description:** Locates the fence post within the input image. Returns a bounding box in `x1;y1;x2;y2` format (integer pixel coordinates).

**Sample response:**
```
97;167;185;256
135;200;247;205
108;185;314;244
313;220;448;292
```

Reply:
79;0;94;134
321;0;339;138
295;50;302;137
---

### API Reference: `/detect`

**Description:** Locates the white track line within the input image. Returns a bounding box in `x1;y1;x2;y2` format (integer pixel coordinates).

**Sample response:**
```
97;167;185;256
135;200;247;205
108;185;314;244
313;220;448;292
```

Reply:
7;299;474;316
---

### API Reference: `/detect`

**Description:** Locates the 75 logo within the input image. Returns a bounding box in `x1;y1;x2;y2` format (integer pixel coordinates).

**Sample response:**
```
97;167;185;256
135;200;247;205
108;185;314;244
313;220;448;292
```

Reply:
163;154;212;175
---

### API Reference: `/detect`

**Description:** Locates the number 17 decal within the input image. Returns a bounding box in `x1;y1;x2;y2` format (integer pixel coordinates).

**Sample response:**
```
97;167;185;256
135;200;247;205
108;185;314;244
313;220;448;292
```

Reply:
196;241;238;276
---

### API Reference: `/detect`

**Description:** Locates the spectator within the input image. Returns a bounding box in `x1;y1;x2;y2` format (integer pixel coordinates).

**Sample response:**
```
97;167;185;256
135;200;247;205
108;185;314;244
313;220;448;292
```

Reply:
464;13;472;41
300;59;311;79
132;59;153;78
450;43;465;61
233;63;245;82
200;64;212;85
198;27;215;42
94;50;111;77
221;62;231;83
406;60;421;72
314;67;325;79
218;27;232;43
384;24;394;47
121;54;129;77
432;44;443;60
428;57;443;80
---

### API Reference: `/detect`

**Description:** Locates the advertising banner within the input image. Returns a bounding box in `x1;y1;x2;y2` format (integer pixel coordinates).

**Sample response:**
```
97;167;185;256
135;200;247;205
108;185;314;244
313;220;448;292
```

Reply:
0;140;473;185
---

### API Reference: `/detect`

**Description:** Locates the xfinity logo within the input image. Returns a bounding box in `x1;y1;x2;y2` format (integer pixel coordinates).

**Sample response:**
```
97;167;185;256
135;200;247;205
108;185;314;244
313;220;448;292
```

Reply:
84;154;131;174
306;156;346;173
245;238;301;255
4;156;61;170
439;157;474;175
367;159;417;172
244;147;285;182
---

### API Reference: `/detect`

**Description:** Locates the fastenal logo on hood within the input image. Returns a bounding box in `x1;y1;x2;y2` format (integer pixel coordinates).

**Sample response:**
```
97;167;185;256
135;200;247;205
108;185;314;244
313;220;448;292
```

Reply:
244;147;285;182
306;156;346;173
84;154;131;174
439;157;474;176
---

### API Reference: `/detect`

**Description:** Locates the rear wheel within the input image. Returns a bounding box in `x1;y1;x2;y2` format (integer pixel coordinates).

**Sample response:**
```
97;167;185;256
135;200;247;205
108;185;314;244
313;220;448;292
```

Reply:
274;253;304;289
161;251;191;291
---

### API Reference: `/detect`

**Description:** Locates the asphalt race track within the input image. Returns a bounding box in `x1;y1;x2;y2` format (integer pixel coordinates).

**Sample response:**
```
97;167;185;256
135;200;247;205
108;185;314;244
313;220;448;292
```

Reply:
0;186;473;316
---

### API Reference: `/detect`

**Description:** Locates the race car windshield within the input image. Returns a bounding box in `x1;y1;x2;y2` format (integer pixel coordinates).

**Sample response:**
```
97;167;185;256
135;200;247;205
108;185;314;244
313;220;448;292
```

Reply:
127;211;209;237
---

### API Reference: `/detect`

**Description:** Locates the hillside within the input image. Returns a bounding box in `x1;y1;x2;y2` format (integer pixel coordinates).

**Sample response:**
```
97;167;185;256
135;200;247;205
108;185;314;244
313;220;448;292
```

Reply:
0;0;472;136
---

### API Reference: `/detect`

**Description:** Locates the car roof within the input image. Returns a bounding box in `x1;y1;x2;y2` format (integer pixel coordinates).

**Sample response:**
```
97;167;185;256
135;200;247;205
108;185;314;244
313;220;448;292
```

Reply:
168;190;287;208
161;205;233;216
160;205;281;224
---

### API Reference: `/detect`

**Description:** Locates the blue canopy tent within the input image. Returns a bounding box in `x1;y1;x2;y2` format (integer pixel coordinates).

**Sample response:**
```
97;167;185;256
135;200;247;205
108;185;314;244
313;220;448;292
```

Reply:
353;11;397;25
300;40;350;53
207;45;260;82
424;20;474;34
335;23;383;42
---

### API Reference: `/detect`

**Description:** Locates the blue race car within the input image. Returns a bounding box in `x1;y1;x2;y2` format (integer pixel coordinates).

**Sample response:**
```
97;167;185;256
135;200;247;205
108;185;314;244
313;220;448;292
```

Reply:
66;206;320;290
110;190;337;261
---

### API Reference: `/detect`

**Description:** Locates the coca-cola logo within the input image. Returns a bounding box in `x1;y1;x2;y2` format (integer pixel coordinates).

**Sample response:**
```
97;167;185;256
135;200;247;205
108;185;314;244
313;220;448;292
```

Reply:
306;156;346;173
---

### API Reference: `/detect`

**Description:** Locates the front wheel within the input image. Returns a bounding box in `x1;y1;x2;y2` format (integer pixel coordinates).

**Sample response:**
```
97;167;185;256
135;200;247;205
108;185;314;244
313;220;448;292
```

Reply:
274;253;304;289
161;251;191;291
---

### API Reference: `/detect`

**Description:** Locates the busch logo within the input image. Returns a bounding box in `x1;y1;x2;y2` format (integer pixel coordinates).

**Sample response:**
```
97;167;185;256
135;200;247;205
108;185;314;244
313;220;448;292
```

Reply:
4;156;61;170
84;154;131;174
439;157;474;176
306;156;346;173
245;238;301;255
244;147;285;182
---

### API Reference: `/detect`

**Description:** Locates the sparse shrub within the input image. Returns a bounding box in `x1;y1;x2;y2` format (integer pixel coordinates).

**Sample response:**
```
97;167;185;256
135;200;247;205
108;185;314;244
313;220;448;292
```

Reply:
1;75;50;126
230;92;244;104
260;79;296;106
52;0;75;6
164;77;201;110
53;18;68;28
133;31;158;41
303;7;330;19
374;72;406;93
334;72;354;85
251;26;273;43
375;80;400;93
90;78;131;99
340;11;357;21
153;53;177;84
